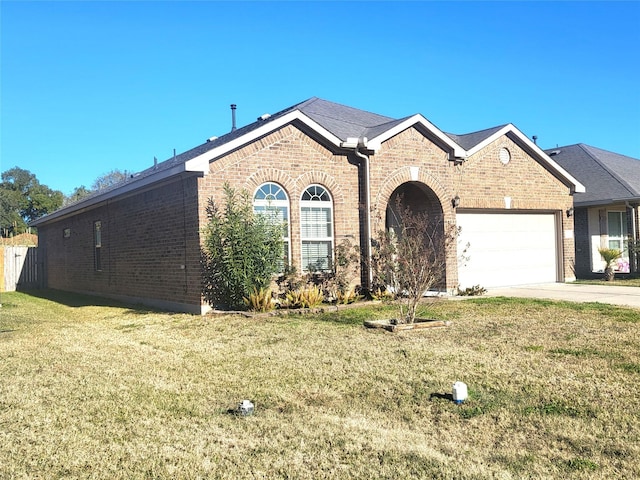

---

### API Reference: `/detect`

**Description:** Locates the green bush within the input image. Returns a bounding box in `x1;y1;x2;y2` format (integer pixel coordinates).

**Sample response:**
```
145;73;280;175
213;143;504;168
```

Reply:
201;184;284;310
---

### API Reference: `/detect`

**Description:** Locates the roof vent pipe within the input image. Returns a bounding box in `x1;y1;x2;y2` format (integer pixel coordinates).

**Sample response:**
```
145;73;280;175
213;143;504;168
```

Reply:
532;135;538;145
231;104;237;131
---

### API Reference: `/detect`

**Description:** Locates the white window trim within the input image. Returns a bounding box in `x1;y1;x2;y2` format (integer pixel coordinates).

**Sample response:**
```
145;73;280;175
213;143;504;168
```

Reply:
253;182;291;269
300;184;334;272
607;210;629;271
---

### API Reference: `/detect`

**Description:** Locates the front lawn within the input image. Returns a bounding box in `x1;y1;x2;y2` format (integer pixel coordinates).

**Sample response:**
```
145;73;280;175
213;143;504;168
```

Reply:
575;275;640;287
1;291;639;479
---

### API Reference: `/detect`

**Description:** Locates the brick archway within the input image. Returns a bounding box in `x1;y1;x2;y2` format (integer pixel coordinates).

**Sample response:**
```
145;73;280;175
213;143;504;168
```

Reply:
372;167;459;292
372;166;454;233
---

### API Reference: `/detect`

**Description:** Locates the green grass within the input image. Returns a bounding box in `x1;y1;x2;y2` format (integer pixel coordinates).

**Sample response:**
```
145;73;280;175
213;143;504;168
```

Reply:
575;276;640;287
1;290;639;479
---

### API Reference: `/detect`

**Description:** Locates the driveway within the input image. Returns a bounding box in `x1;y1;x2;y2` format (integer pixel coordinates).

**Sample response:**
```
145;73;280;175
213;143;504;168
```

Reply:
483;283;640;309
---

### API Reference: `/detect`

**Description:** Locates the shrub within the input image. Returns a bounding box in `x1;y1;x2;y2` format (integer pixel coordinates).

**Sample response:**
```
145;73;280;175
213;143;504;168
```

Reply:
457;285;487;296
598;247;622;281
201;183;284;310
281;286;324;309
243;287;275;312
371;196;458;323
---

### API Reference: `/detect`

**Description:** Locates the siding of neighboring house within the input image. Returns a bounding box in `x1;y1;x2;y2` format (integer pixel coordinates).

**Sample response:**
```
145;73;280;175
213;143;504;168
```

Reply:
38;176;204;313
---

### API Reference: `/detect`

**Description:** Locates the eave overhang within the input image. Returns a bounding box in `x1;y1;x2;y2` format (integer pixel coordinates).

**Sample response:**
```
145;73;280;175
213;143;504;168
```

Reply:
365;114;467;160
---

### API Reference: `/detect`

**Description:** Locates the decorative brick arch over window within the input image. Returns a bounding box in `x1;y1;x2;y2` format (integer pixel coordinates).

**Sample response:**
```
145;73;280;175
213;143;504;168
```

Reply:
253;182;291;269
300;184;334;272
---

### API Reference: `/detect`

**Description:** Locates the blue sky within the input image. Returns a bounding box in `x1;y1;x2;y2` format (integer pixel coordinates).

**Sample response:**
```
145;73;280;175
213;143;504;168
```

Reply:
2;1;639;195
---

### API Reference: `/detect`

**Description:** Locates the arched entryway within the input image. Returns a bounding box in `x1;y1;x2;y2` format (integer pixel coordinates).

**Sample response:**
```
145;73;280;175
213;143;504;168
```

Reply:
385;182;448;291
386;182;444;232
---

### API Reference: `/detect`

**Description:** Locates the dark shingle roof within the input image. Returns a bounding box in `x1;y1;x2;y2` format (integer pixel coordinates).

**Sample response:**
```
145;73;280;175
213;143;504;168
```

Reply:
445;125;508;150
35;97;569;225
545;144;640;205
296;97;397;140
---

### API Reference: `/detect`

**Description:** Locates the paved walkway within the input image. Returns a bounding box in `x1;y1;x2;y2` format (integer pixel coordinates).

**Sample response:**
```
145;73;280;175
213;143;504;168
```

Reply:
483;283;640;309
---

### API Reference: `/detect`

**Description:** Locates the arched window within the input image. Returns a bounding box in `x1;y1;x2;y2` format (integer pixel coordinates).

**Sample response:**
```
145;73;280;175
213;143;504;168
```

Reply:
253;182;290;268
300;185;334;272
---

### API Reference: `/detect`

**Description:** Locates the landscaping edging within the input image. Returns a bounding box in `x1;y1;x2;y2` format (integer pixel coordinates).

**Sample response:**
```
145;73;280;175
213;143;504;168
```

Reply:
363;318;451;332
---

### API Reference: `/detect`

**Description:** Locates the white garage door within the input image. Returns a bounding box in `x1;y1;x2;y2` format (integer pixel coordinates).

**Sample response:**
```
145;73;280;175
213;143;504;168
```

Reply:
456;213;558;289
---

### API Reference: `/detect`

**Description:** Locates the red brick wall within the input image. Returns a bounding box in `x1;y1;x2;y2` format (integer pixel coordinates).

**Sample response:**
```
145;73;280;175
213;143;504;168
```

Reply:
198;124;576;295
39;176;204;312
197;125;364;283
369;128;576;288
38;122;577;313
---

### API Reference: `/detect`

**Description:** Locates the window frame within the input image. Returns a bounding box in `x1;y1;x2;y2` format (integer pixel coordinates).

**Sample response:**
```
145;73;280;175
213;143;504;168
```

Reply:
607;211;628;252
94;220;102;272
253;182;291;270
300;184;334;273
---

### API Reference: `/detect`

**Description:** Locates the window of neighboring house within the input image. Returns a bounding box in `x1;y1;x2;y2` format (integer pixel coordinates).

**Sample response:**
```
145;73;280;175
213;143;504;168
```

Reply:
253;182;290;270
608;211;629;272
607;211;628;251
94;221;102;271
300;185;334;272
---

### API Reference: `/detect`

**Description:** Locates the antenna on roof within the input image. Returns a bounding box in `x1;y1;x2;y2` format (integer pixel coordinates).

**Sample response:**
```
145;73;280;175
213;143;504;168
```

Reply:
231;104;237;131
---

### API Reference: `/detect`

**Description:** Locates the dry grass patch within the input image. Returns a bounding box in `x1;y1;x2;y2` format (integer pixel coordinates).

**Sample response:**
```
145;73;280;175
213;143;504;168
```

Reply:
1;291;639;479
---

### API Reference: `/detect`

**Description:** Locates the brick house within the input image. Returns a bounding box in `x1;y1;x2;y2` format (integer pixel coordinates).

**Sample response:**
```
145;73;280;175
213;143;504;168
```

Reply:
31;98;584;313
545;144;640;276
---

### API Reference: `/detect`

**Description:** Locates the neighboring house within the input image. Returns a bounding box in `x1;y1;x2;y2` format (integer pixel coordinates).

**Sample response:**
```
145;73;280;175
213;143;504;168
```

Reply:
31;98;584;313
545;144;640;276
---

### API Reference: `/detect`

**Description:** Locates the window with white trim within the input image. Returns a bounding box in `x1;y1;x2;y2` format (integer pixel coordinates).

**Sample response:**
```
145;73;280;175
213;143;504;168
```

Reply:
300;185;334;272
607;211;628;251
253;182;290;269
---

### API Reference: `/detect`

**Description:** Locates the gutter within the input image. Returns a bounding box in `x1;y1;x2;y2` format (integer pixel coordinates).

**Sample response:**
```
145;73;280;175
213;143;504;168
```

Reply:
341;137;373;290
30;163;205;227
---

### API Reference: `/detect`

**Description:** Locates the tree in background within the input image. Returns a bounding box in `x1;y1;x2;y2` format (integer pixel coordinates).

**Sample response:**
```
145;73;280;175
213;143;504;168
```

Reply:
0;167;63;236
201;183;284;310
64;185;92;206
63;170;127;206
91;169;127;192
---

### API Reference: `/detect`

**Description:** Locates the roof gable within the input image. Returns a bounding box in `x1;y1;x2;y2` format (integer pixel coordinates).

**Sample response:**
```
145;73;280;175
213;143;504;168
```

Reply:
31;97;585;225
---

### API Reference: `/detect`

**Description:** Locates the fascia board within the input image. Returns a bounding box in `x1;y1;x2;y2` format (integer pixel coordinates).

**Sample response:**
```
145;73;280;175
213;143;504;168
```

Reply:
30;164;189;226
467;124;586;194
367;114;465;157
184;111;343;172
574;196;640;208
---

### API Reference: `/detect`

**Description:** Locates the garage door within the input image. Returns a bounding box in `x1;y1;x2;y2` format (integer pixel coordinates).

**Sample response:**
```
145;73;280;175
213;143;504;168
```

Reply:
456;213;558;289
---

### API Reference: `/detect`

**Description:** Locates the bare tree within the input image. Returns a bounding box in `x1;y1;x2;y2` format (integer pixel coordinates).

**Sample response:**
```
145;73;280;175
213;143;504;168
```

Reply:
371;198;458;324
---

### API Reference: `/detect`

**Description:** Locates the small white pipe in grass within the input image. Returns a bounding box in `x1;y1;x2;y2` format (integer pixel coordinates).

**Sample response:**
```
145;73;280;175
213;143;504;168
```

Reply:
452;381;468;404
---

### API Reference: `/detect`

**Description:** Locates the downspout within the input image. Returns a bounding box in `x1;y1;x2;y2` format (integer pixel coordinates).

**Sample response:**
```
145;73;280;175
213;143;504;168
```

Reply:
353;139;374;291
340;137;373;290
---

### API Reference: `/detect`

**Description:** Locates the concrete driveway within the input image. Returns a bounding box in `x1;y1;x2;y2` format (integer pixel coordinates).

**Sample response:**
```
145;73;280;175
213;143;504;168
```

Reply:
483;283;640;309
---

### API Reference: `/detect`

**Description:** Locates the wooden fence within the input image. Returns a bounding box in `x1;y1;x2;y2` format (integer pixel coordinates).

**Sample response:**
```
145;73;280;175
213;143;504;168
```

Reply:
1;246;42;292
